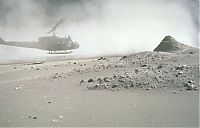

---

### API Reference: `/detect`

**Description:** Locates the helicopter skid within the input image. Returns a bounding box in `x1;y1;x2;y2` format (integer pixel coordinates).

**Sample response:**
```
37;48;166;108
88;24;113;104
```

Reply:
48;51;73;54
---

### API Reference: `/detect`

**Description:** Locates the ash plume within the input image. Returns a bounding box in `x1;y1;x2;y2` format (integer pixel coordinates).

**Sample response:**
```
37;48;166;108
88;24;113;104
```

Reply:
0;0;199;60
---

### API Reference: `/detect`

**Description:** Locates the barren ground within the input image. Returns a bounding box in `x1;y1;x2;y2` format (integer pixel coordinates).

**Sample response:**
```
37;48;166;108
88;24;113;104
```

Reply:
0;51;199;127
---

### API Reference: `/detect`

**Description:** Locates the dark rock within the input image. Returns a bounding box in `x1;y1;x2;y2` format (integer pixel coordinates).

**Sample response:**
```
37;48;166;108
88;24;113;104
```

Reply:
80;80;84;83
141;64;147;67
88;78;94;83
184;83;197;91
188;80;194;84
33;117;37;119
103;77;110;82
178;71;183;75
145;88;151;90
121;56;127;59
112;84;118;88
135;69;139;74
175;65;185;70
98;57;107;60
157;63;165;69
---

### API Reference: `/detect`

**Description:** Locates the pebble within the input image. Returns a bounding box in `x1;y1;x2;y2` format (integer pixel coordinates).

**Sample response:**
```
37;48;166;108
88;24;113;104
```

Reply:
188;80;194;84
135;69;139;74
80;80;84;83
52;119;58;123
33;117;37;119
20;116;25;119
58;115;64;119
187;84;195;90
14;86;21;90
141;64;147;67
172;92;177;94
145;88;151;90
178;71;183;75
88;78;94;83
103;77;110;82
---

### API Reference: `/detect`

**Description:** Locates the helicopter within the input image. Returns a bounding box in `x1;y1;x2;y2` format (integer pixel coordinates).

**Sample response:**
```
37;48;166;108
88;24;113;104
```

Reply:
0;19;79;54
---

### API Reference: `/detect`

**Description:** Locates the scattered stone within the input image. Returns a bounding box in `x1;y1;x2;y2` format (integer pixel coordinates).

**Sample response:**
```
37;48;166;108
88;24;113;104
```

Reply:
80;80;84;83
188;80;194;84
157;63;165;69
28;116;38;119
33;117;37;119
88;78;94;83
145;88;151;90
135;69;139;74
97;78;103;83
103;77;110;82
172;92;177;94
51;119;58;123
141;64;147;67
175;65;184;70
178;71;183;75
98;57;107;60
112;84;118;88
14;86;21;90
20;116;25;119
186;84;197;91
184;82;198;91
58;115;64;119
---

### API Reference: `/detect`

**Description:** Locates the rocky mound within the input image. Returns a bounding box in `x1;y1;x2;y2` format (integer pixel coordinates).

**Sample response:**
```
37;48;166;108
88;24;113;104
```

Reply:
153;36;192;52
0;37;5;44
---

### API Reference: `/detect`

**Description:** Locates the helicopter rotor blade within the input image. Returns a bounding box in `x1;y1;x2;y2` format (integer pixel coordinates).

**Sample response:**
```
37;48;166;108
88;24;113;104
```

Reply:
47;18;65;34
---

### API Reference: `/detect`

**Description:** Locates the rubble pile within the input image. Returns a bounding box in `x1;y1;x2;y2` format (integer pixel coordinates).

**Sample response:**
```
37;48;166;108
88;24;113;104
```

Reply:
120;51;173;64
81;63;199;91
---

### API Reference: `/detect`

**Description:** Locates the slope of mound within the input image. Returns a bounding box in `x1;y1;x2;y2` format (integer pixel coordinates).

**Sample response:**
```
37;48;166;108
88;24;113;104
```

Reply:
0;37;5;44
153;36;192;52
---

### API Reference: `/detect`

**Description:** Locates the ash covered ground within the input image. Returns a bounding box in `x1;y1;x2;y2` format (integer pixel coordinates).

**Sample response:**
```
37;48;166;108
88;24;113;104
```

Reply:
0;36;199;127
80;36;199;92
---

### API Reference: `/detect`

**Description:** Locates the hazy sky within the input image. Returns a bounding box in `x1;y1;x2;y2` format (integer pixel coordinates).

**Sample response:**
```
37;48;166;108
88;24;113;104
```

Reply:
0;0;199;56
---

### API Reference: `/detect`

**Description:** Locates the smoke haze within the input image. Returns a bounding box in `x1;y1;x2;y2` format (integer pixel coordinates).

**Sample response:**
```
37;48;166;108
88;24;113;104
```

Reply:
0;0;199;61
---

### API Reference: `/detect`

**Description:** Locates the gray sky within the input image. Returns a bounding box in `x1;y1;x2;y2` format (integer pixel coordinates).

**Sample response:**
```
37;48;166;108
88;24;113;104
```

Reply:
0;0;199;56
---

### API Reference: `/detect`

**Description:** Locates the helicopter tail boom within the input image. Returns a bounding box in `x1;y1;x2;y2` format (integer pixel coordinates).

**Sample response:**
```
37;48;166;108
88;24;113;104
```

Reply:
0;37;38;49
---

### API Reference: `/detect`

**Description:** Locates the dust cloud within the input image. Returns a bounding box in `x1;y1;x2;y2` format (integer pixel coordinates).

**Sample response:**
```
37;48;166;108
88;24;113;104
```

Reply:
0;0;198;60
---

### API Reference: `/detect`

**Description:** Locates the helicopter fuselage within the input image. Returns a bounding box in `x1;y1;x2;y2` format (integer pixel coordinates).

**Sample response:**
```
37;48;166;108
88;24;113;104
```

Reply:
0;35;79;53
